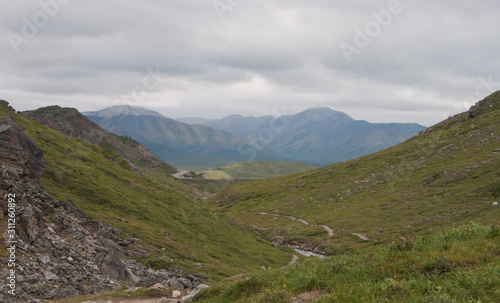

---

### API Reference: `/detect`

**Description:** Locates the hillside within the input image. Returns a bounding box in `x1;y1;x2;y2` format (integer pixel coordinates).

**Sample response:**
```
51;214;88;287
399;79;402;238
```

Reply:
85;107;287;170
212;92;500;255
197;223;499;302
179;107;426;166
21;105;177;175
203;161;319;179
0;100;292;301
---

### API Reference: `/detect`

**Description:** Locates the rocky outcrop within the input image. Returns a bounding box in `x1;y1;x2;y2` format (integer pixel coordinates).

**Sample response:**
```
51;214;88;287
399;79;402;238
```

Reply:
20;106;177;175
0;112;200;303
468;91;500;119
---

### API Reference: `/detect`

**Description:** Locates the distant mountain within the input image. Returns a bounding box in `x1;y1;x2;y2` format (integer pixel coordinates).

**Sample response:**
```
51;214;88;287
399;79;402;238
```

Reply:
177;114;274;136
213;91;500;257
179;107;427;166
85;107;287;170
21;106;177;175
83;105;165;118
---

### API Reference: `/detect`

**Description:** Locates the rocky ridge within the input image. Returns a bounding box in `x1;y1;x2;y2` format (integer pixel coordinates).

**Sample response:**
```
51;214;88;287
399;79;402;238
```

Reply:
0;107;201;303
20;106;177;175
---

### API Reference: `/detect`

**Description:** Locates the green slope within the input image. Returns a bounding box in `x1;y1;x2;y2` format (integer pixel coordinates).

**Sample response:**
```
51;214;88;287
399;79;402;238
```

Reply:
204;161;319;179
196;223;499;302
20;105;178;175
212;92;500;254
0;101;291;281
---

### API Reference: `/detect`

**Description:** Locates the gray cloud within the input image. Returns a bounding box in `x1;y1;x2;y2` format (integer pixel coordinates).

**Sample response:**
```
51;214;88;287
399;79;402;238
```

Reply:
1;0;500;126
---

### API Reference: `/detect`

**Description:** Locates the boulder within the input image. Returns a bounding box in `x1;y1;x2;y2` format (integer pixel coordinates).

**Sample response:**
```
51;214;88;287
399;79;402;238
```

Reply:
181;284;210;302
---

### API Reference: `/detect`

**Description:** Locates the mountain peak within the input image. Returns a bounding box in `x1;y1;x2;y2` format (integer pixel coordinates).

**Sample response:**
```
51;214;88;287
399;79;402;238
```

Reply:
294;106;354;122
83;105;164;118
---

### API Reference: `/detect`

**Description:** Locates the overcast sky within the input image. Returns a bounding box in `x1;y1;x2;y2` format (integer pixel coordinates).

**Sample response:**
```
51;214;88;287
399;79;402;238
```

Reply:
1;0;500;126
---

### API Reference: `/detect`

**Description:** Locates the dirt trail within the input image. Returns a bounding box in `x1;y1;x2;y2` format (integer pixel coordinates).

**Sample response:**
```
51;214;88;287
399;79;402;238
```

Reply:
256;212;335;236
352;233;369;240
172;170;189;178
77;298;179;303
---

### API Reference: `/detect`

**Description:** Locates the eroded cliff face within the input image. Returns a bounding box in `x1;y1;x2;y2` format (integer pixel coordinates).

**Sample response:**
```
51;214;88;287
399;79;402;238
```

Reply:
0;112;200;303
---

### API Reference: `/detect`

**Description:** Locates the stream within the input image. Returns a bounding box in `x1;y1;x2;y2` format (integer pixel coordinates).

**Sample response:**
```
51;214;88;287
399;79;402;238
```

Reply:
293;248;326;258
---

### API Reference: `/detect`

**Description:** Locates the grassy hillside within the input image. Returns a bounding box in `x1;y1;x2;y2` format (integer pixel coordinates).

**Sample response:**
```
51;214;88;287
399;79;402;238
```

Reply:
195;223;499;302
203;161;319;179
0;102;292;281
212;92;500;254
21;105;178;175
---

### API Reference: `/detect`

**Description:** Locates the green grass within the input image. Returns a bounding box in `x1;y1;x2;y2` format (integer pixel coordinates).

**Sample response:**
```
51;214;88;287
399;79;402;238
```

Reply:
203;161;319;179
1;102;292;281
194;223;500;302
203;170;235;179
211;92;500;254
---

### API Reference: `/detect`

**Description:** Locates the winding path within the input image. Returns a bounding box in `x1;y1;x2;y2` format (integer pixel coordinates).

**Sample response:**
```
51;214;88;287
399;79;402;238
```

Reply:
172;170;189;178
255;212;335;236
352;233;369;241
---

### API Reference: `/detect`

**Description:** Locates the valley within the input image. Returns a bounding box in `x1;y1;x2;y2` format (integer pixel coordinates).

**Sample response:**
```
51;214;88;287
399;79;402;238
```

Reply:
211;93;500;255
1;92;499;302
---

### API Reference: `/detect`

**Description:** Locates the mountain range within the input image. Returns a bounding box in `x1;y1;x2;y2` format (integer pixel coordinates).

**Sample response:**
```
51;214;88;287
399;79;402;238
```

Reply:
20;105;177;175
85;106;426;168
1;91;498;302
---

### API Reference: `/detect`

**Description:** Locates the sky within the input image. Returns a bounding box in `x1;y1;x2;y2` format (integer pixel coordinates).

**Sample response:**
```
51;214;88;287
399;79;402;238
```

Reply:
1;0;500;126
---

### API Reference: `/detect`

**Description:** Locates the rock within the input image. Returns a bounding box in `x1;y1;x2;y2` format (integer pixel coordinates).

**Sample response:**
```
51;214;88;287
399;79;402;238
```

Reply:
43;271;58;281
172;290;182;298
178;277;193;289
468;104;479;119
0;107;202;303
63;200;87;218
493;202;499;208
148;283;165;291
181;284;210;302
125;268;141;284
168;278;186;289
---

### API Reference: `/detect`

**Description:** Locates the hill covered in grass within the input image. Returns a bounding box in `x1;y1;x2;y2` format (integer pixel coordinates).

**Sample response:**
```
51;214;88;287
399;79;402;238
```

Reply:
21;105;177;175
203;161;319;179
195;223;499;302
212;92;500;255
0;101;292;283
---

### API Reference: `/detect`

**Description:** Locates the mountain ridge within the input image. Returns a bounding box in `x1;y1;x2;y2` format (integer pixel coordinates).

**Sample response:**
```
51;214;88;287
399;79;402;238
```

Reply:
0;99;293;302
176;106;427;166
20;105;177;175
211;91;500;254
85;105;425;168
83;104;165;118
85;111;289;170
